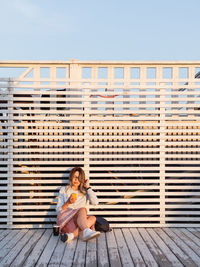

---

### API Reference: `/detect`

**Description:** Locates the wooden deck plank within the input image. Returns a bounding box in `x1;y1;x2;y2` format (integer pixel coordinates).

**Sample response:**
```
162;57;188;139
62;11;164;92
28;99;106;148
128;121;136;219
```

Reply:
60;237;78;267
114;228;134;266
0;229;20;251
10;229;45;267
72;237;87;267
138;228;171;267
0;229;34;266
155;228;197;267
146;228;183;267
122;228;146;267
23;229;52;267
85;237;97;267
171;228;200;257
163;228;200;266
130;228;158;267
97;232;110;267
180;228;200;248
0;229;11;242
0;230;27;262
188;228;200;239
48;236;66;267
106;229;122;267
35;231;59;267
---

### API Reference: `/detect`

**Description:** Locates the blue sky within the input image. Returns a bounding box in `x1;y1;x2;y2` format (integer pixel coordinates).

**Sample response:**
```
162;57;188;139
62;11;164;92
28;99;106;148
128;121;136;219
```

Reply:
1;0;200;61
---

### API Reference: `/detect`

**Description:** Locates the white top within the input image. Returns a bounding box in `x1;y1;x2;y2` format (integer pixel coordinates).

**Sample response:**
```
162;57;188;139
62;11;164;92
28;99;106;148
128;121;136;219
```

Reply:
56;186;99;213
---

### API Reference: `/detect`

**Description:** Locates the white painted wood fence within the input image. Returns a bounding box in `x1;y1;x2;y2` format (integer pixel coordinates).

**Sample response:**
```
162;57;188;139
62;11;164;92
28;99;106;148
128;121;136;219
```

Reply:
0;60;200;228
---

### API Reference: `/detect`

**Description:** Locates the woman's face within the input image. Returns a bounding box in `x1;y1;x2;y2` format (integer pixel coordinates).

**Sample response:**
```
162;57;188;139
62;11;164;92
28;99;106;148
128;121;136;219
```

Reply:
71;171;81;188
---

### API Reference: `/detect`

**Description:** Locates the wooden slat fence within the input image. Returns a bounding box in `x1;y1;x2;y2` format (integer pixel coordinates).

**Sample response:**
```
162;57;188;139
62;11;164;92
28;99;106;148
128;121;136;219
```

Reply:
0;60;200;228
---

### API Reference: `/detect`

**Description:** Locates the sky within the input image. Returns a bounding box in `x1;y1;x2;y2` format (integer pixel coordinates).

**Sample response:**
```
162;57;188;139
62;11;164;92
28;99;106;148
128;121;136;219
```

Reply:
0;0;200;61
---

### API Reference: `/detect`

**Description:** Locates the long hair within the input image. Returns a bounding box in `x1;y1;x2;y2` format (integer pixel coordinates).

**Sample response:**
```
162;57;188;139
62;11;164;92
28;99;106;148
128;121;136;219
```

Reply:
68;167;86;194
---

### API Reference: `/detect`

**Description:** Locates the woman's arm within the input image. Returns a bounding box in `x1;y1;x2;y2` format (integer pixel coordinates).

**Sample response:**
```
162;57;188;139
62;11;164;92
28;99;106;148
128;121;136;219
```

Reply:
60;199;70;211
86;188;99;205
56;187;70;212
56;187;66;213
84;179;99;205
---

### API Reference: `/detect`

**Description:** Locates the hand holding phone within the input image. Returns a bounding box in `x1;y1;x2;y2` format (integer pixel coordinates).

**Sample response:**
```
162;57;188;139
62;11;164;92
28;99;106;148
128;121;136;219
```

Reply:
68;193;77;204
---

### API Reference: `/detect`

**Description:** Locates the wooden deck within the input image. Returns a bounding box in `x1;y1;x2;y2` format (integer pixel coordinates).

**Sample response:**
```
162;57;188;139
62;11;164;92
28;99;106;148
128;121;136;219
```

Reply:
1;228;200;266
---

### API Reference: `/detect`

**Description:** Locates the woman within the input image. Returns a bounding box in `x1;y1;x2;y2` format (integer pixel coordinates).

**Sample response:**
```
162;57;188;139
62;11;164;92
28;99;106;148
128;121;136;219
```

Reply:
56;167;100;242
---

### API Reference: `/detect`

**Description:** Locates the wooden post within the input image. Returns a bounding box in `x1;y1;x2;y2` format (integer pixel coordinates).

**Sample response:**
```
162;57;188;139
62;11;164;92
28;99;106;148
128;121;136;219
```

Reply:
7;79;13;228
83;82;90;184
157;67;166;226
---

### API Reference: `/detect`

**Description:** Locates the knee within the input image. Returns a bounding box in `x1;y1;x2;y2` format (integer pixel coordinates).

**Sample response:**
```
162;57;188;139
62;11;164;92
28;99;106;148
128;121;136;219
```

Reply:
90;215;96;222
78;207;87;214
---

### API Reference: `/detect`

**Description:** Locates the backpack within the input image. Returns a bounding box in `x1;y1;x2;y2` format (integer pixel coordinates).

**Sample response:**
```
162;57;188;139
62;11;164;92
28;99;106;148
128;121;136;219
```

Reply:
95;216;112;232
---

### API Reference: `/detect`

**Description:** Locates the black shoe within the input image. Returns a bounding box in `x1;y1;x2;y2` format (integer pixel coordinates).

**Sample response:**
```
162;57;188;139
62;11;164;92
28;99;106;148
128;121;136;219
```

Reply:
61;233;68;243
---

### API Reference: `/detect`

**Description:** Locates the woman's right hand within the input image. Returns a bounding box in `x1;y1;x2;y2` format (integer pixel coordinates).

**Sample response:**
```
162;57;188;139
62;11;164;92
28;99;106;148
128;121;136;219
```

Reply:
68;193;77;204
62;193;77;210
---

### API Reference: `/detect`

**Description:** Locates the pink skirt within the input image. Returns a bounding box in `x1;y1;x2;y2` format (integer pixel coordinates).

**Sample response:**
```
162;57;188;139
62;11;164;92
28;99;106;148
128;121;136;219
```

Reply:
56;208;79;234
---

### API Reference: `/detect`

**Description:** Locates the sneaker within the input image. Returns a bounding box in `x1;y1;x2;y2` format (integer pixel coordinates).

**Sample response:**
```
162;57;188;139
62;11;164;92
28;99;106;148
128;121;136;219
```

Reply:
60;233;74;243
82;228;100;242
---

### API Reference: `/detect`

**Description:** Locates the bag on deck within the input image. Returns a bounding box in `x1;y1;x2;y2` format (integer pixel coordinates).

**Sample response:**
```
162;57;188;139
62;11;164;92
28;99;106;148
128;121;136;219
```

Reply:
95;216;112;232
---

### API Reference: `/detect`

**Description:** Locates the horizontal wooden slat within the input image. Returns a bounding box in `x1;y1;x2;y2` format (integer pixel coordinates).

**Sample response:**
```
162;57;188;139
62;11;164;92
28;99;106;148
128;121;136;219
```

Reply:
166;192;200;195
11;198;56;203
11;185;160;190
11;167;162;171
1;135;165;141
8;172;200;178
11;191;160;196
2;122;200;127
7;160;161;165
165;198;200;201
7;108;200;115
2;128;200;134
4;87;200;94
10;154;161;159
2;103;200;109
1;83;200;89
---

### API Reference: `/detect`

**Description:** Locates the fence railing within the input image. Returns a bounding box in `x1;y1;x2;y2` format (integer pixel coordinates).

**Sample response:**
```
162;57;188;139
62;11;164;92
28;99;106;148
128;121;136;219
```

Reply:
0;60;200;228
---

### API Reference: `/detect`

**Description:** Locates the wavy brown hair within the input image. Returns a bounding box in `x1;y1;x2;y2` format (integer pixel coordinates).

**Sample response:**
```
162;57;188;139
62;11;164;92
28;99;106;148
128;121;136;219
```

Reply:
69;167;87;194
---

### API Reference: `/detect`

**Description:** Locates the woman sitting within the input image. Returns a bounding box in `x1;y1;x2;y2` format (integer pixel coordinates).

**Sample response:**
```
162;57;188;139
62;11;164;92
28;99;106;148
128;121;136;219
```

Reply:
56;167;100;242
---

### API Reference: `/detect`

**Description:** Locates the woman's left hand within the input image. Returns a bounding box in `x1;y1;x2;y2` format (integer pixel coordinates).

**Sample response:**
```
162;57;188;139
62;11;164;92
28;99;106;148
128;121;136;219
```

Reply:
84;179;90;189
